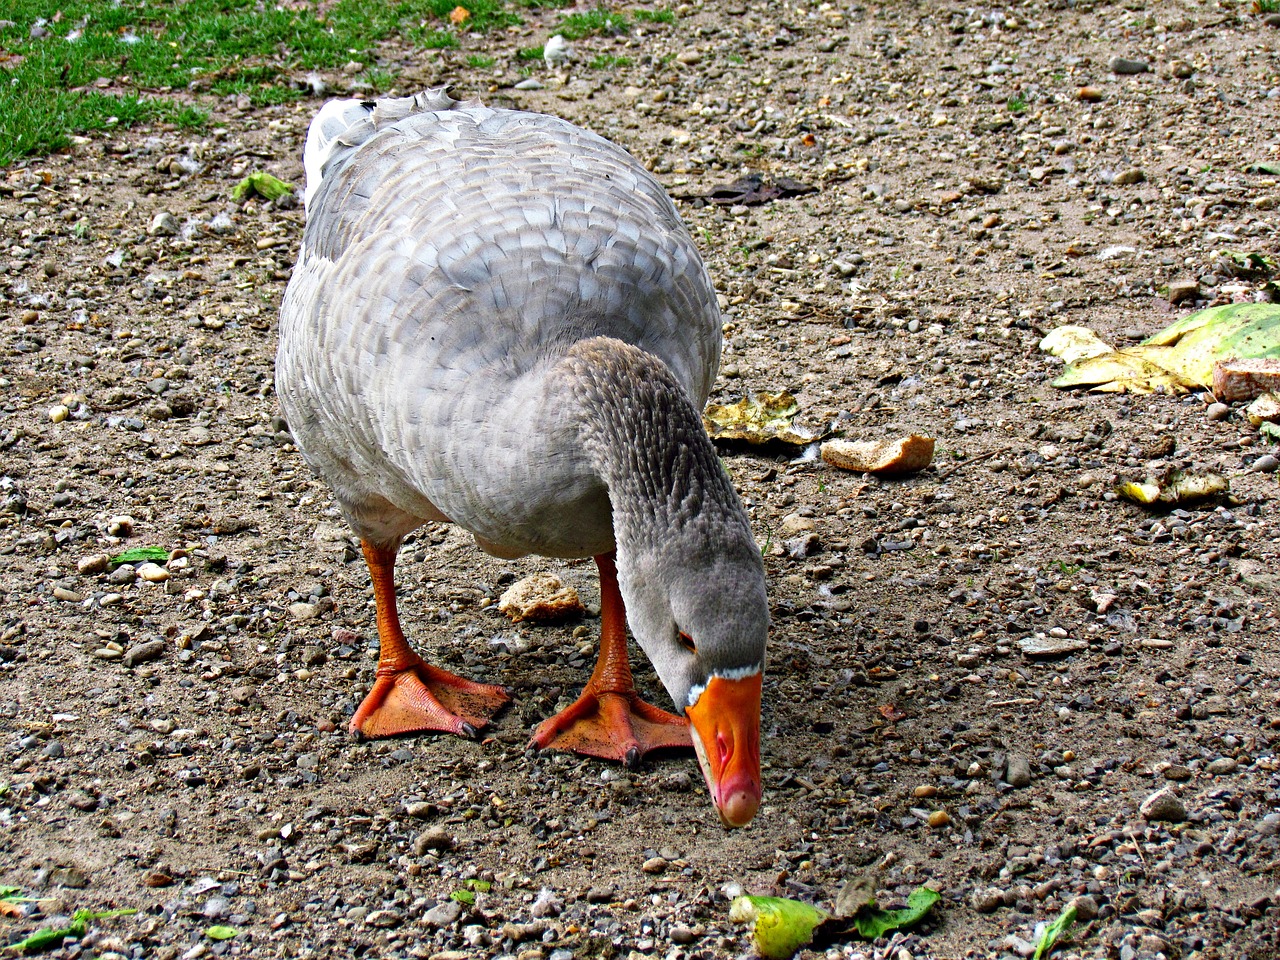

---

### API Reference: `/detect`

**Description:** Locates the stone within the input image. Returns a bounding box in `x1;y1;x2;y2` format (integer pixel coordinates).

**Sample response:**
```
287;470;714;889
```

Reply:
1168;280;1200;305
971;887;1005;913
1069;894;1099;921
1108;56;1149;74
413;825;454;854
1018;634;1087;658
122;639;167;667
1205;757;1238;775
77;554;110;576
1140;787;1187;823
148;212;181;237
1005;754;1033;788
421;901;462;927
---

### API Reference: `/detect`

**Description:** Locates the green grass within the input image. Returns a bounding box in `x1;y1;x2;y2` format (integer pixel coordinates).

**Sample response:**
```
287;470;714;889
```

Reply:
466;54;497;69
1007;93;1028;114
589;54;633;69
517;46;546;61
1258;0;1280;12
0;0;518;165
2;1;674;165
556;8;633;39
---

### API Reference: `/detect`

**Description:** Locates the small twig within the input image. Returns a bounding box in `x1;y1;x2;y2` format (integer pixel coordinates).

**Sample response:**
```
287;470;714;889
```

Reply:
937;449;999;481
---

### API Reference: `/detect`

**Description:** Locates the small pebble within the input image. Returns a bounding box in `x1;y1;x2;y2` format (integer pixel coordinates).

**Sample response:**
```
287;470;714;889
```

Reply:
927;810;952;828
1205;402;1230;421
1005;754;1033;788
1140;787;1188;823
1108;56;1149;74
1069;894;1099;921
971;887;1005;913
413;825;454;854
1250;453;1278;473
1205;757;1238;775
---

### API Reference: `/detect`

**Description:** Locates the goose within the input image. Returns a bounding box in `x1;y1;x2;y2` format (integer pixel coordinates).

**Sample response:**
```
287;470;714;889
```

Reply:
276;89;768;827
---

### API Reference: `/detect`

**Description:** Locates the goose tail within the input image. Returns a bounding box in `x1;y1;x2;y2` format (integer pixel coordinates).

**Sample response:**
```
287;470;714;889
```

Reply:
302;87;481;212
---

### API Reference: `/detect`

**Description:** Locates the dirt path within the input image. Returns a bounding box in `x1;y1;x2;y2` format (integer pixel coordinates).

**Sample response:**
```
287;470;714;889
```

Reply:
1;1;1278;957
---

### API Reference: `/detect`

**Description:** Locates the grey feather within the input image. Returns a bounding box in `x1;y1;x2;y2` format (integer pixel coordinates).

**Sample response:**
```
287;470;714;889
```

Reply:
277;91;766;710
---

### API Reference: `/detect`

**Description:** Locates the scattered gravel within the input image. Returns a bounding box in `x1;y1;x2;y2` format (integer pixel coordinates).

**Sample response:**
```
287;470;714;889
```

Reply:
1;0;1278;958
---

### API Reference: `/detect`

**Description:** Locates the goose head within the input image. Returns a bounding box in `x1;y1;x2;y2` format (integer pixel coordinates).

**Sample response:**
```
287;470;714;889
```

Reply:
618;522;768;828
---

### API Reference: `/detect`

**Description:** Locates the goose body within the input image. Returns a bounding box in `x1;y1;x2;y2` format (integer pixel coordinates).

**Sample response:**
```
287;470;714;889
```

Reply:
277;90;768;826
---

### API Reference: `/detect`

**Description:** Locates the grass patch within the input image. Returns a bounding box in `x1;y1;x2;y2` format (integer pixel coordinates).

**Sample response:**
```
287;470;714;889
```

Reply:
517;46;546;60
556;8;633;39
0;0;519;166
466;54;497;68
634;9;675;24
1007;92;1028;114
589;54;633;69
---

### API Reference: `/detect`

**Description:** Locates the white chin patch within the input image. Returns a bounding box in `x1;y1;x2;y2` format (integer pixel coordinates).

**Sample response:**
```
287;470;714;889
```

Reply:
686;665;763;708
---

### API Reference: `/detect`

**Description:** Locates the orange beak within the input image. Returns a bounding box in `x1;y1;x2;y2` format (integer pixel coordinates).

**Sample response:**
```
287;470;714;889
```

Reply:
685;673;763;828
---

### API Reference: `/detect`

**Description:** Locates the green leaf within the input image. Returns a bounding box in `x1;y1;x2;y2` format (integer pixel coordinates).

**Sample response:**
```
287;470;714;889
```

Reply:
231;171;295;202
0;887;23;901
464;879;491;892
849;887;941;939
730;896;830;960
7;909;134;954
1261;421;1280;444
1247;161;1280;175
205;925;238;941
71;908;137;929
449;889;476;905
108;547;170;569
7;925;72;953
1033;903;1078;960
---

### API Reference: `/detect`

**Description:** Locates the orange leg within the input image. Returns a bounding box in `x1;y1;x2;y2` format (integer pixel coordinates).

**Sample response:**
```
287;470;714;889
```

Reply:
349;539;510;739
530;553;691;767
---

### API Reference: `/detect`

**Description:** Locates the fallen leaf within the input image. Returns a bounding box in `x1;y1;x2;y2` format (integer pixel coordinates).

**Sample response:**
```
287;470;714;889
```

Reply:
450;888;476;905
878;703;907;722
108;546;170;569
1033;903;1078;960
1247;392;1280;425
704;392;819;446
849;886;941;940
730;895;830;960
1117;470;1228;507
230;171;296;202
1044;304;1280;395
205;925;238;940
449;5;470;23
1039;325;1114;366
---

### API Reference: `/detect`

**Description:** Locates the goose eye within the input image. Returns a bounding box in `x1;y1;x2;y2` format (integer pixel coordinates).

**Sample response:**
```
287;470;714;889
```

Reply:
676;630;697;654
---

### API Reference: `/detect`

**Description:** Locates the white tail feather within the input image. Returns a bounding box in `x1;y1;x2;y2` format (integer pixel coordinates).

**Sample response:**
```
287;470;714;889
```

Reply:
301;88;480;213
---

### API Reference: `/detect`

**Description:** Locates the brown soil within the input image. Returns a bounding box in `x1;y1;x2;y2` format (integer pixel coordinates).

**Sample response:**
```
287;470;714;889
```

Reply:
2;1;1279;958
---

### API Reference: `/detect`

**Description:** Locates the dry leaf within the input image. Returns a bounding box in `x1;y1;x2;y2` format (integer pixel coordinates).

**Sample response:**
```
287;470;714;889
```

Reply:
449;5;470;23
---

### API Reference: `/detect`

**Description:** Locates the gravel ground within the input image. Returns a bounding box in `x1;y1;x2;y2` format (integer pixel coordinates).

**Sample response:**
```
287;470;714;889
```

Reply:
2;0;1280;958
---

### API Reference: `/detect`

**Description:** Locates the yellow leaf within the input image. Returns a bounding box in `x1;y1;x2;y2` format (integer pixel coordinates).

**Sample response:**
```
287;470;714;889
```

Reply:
449;5;470;24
